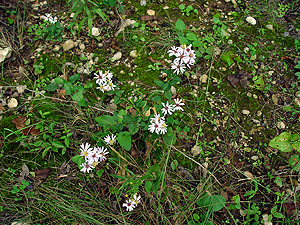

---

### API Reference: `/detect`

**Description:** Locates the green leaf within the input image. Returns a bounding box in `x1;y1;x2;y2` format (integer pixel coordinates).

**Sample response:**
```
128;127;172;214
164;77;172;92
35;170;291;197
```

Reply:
274;176;283;187
154;80;164;88
72;91;87;107
64;82;77;95
175;19;185;31
273;212;284;218
164;90;172;100
186;32;197;41
163;82;170;91
117;131;131;151
295;61;300;69
93;8;108;23
210;195;226;212
192;40;202;47
71;154;84;165
69;74;80;83
213;16;221;24
269;132;292;152
95;115;115;129
178;36;188;45
289;155;300;171
128;123;139;134
163;130;176;145
96;169;104;177
145;180;152;193
62;147;66;155
54;77;64;84
152;96;161;103
46;82;57;92
51;141;64;148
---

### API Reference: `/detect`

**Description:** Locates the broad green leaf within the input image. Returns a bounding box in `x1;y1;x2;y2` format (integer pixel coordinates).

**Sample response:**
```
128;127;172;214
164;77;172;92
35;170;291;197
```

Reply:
164;90;172;100
64;82;77;95
71;154;84;165
72;91;87;107
210;195;226;212
154;80;164;88
62;147;66;155
192;40;202;47
95;115;115;129
289;155;300;171
175;19;185;31
152;96;161;102
186;32;197;41
117;131;131;151
163;130;176;145
178;36;188;45
269;132;292;152
146;164;160;174
273;212;284;218
96;169;104;177
145;180;152;193
51;141;64;148
128;123;139;134
69;74;80;83
46;82;57;92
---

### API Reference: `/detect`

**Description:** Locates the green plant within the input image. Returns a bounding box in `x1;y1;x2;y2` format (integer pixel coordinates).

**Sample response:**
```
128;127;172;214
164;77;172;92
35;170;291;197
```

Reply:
178;4;197;17
45;21;64;42
46;74;90;107
33;63;44;75
67;0;125;35
6;10;16;25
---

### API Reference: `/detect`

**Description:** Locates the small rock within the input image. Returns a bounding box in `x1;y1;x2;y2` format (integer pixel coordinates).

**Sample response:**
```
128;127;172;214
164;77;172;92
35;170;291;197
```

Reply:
0;47;12;63
115;19;136;36
266;24;273;30
251;156;258;161
244;47;249;53
140;0;146;6
16;85;27;94
163;6;169;9
147;9;155;16
191;145;202;156
11;221;29;225
244;171;254;179
77;66;89;74
257;111;262;116
8;98;18;109
92;27;100;36
199;74;208;83
79;43;85;51
111;52;122;62
242;109;250;115
53;45;60;51
130;50;138;58
246;16;256;25
70;13;75;18
277;121;285;130
63;40;75;51
213;47;221;56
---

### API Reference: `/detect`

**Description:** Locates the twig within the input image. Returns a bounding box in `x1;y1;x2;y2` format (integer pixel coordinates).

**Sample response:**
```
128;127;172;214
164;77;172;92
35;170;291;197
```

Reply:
170;145;222;186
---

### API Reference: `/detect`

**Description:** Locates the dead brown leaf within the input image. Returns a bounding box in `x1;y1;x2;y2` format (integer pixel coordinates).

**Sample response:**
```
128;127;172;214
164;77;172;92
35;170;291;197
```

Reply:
35;168;51;180
57;88;66;99
12;115;26;130
227;70;250;88
129;107;137;116
130;144;140;159
142;140;150;160
140;15;158;21
0;135;3;148
147;56;166;66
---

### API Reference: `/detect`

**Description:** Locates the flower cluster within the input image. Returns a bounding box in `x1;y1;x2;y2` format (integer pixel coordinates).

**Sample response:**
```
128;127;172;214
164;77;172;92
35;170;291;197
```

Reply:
44;13;58;24
148;98;185;135
168;44;196;75
94;70;117;93
123;194;141;211
79;143;109;173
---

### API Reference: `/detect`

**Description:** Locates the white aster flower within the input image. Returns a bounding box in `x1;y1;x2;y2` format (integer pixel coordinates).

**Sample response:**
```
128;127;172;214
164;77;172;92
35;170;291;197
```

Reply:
173;98;185;111
161;101;174;116
87;148;100;164
160;122;168;134
171;60;186;75
104;134;116;145
182;50;196;67
167;46;181;57
95;146;109;162
80;162;94;173
80;143;93;158
94;70;106;85
96;84;107;93
148;121;161;134
105;81;117;91
131;194;141;205
123;199;136;211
